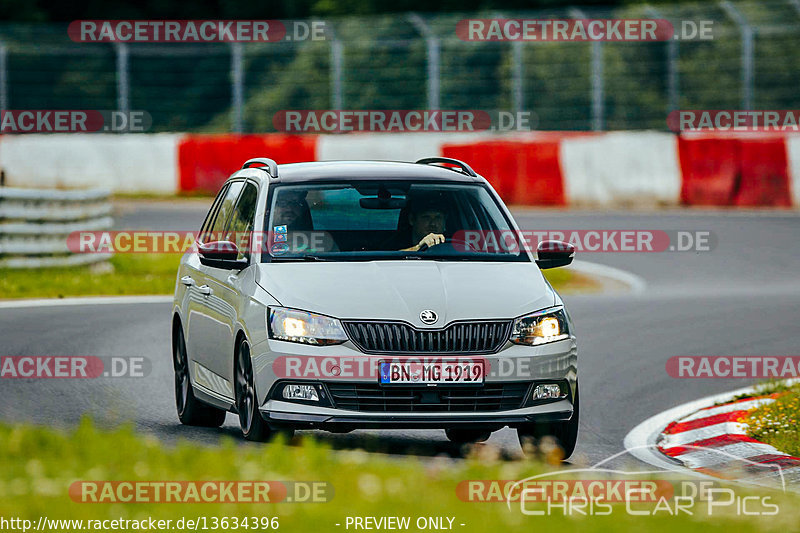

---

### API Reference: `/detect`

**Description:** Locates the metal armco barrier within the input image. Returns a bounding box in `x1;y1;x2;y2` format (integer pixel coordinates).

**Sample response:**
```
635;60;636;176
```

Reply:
0;187;112;268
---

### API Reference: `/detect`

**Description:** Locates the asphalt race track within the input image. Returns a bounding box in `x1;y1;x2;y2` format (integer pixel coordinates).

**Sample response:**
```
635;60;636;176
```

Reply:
1;203;799;468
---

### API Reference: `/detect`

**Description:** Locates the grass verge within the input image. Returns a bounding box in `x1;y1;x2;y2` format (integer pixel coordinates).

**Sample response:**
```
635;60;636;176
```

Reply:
745;382;800;457
0;255;597;300
542;268;603;294
0;419;797;532
0;254;180;299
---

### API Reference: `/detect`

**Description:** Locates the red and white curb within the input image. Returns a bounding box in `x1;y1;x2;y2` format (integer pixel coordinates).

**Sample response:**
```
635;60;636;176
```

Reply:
624;382;800;491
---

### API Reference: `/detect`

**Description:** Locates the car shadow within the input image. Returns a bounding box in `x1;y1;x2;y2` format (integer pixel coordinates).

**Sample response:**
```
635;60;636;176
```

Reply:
290;429;528;462
147;421;582;466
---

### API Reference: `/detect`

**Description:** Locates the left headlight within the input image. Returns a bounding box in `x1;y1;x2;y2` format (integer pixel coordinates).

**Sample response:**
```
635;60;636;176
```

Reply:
510;307;570;346
268;307;349;346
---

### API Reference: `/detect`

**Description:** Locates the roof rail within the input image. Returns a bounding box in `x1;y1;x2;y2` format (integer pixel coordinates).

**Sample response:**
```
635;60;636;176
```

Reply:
242;158;279;178
415;157;477;177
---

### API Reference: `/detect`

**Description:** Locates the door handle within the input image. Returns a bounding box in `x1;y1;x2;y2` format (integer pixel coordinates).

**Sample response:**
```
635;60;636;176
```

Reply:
180;276;195;287
197;285;213;296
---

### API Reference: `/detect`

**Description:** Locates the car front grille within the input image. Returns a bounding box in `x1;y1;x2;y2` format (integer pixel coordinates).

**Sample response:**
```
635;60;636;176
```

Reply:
325;382;531;413
342;320;512;354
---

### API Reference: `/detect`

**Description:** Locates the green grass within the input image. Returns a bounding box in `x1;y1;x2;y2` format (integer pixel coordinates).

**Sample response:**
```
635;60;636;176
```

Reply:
542;268;602;294
0;255;593;300
0;254;180;299
112;192;214;201
746;383;800;457
0;419;798;532
732;381;794;402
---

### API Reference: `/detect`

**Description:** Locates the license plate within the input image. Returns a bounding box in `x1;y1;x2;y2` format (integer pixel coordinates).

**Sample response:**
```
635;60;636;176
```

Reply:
379;360;485;385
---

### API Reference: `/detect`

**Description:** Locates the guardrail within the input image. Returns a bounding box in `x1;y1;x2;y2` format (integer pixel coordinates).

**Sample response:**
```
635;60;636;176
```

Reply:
0;187;113;268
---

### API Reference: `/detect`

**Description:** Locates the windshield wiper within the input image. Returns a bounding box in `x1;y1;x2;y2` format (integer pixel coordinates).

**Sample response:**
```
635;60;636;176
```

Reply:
271;255;332;262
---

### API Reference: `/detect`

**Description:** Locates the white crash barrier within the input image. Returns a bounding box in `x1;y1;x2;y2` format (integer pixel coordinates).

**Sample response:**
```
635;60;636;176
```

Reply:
0;134;181;193
560;131;682;206
0;187;112;268
317;132;491;162
786;135;800;208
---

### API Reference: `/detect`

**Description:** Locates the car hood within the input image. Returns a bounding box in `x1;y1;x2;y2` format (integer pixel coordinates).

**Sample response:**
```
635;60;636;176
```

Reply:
256;261;555;327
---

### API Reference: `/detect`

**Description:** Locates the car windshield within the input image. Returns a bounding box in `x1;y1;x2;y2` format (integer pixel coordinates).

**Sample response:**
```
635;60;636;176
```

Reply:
262;181;528;262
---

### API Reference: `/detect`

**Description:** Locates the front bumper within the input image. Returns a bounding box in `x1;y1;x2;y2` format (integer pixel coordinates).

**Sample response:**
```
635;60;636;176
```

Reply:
250;335;577;431
260;398;574;431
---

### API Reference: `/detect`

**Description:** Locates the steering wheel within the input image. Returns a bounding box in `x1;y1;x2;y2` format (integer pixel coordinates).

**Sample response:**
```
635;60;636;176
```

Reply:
417;236;480;253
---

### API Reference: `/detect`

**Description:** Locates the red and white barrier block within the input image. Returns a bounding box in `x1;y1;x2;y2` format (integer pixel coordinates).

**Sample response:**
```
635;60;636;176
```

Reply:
657;394;800;488
1;131;799;207
443;131;800;208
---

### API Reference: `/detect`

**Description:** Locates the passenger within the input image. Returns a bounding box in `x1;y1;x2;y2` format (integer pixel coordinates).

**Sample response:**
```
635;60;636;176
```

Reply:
270;190;338;253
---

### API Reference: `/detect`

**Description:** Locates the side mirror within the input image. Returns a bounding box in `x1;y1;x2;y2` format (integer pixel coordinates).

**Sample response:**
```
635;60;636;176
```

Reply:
198;241;248;270
535;240;575;269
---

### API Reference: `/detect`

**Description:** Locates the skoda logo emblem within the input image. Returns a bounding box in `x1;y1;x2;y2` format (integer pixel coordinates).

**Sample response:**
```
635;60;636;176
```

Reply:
419;310;438;325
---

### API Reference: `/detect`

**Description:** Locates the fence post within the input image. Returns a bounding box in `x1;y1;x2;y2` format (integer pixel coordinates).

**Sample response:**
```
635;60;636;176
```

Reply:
230;42;244;133
511;41;524;117
322;22;344;110
114;42;130;117
570;9;604;130
408;13;441;110
0;43;7;112
590;41;604;130
720;1;754;110
330;39;344;110
646;7;680;114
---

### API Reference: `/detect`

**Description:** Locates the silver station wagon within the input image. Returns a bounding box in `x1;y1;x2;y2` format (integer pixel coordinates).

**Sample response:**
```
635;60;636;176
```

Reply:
171;157;579;457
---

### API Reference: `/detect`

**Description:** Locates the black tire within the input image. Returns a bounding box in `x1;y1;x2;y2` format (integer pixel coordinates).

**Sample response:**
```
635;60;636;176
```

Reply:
445;429;492;443
235;337;273;441
173;325;227;427
517;384;580;460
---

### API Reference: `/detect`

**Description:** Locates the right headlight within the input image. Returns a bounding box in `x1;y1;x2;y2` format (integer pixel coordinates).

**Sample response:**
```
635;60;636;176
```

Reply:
510;307;570;346
268;307;348;346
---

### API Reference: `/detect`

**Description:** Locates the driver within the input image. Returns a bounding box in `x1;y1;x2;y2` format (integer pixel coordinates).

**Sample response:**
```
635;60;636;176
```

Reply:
400;199;447;252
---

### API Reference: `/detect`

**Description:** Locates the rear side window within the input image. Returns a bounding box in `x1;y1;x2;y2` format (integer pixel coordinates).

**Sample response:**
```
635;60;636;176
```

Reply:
205;181;244;241
225;182;259;260
198;184;229;242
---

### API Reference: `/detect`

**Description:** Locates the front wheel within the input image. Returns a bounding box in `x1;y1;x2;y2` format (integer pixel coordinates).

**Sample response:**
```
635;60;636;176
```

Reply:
517;384;579;460
173;326;226;427
235;337;273;441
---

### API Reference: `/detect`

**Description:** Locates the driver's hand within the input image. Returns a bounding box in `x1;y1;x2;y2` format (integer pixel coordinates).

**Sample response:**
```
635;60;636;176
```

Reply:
415;233;445;250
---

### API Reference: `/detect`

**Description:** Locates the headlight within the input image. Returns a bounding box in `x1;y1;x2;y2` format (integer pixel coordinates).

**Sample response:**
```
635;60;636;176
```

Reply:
510;307;570;346
268;307;348;346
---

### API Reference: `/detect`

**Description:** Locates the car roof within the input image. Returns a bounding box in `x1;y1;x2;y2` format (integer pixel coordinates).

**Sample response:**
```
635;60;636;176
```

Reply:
232;160;486;186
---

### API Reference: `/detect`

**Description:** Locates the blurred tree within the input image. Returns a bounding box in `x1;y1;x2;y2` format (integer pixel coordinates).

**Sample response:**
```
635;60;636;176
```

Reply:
0;0;731;22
